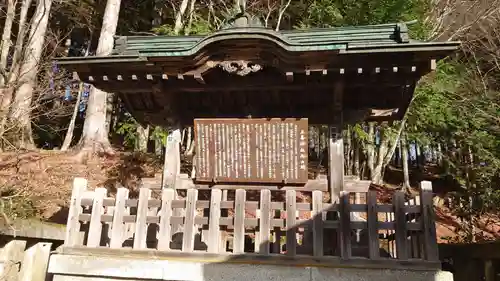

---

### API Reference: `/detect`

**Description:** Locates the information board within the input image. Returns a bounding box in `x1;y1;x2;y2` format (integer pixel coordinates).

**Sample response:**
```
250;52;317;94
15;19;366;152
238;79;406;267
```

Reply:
194;118;308;184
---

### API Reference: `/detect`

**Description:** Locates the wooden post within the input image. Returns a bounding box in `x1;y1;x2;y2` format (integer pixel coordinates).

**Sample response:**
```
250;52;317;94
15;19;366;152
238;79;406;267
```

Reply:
233;189;246;254
110;187;129;248
87;188;107;247
367;191;380;259
158;189;175;251
208;189;222;253
258;189;271;254
64;177;87;246
420;181;439;261
182;189;198;252
339;191;352;259
133;188;151;249
286;190;297;256
18;242;51;281
328;80;344;203
393;191;409;260
0;240;27;281
162;128;181;189
312;190;324;257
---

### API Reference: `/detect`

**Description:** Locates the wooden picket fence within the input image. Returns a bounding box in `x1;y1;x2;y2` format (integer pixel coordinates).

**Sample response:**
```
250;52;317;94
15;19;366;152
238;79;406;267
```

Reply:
64;178;438;262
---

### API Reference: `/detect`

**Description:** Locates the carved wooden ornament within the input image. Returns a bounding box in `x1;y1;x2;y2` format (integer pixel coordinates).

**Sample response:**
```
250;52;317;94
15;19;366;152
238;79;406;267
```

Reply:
207;60;262;76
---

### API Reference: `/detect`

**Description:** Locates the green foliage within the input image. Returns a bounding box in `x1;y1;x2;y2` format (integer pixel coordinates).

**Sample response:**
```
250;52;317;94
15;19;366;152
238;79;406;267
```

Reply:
150;126;169;146
408;58;500;219
115;114;139;149
151;24;176;35
294;0;426;28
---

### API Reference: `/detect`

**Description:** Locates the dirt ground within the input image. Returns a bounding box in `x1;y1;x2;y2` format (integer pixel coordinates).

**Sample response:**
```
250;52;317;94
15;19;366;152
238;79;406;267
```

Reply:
0;150;163;223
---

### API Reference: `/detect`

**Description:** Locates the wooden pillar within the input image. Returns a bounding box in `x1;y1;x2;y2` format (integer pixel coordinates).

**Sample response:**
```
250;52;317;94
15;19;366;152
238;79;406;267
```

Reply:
162;128;182;189
328;80;344;203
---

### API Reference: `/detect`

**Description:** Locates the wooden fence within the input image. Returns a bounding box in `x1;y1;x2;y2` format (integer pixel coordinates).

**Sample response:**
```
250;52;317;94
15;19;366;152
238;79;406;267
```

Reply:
64;178;438;263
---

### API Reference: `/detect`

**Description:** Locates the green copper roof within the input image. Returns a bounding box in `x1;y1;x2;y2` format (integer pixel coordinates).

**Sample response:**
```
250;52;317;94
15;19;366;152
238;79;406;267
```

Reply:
112;22;413;57
57;22;459;66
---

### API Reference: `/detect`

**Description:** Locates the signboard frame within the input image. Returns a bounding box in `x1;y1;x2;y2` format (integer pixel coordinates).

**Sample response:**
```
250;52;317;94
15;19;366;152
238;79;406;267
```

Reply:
194;118;309;184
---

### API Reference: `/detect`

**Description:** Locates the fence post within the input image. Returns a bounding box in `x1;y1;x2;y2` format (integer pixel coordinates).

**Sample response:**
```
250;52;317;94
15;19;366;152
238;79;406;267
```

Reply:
65;177;87;246
366;191;380;259
18;242;51;281
419;181;439;261
393;191;409;260
339;191;352;259
0;240;27;281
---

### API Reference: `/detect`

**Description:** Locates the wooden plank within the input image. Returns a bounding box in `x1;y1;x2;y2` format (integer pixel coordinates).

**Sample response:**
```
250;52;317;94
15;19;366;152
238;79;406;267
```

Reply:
162;129;181;189
258;189;271;254
393;191;409;260
329;80;344;203
367;191;380;259
133;188;151;249
65;177;87;246
158;189;175;250
339;191;352;259
233;189;246;254
419;181;438;261
328;132;343;203
1;240;27;281
87;188;107;247
110;187;129;248
182;189;198;252
171;177;184;235
208;189;222;253
413;195;422;258
18;242;51;281
286;190;297;256
50;250;443;276
312;190;324;257
407;198;418;258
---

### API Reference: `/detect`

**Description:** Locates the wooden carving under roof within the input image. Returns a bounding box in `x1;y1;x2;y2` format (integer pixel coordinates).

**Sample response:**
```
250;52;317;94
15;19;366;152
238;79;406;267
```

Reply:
57;20;459;127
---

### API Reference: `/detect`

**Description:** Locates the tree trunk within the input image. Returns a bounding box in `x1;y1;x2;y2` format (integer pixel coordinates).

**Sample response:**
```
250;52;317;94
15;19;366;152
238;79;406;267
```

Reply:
415;143;422;168
275;0;292;31
6;0;33;87
372;131;389;184
381;120;406;167
77;0;122;157
135;124;149;152
155;137;163;156
9;0;53;149
173;0;190;35
0;0;18;145
184;126;192;155
61;83;84;151
185;0;197;35
437;143;442;165
0;0;15;87
345;125;352;175
353;140;360;177
366;122;375;178
105;93;115;134
401;132;411;192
